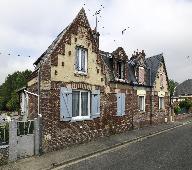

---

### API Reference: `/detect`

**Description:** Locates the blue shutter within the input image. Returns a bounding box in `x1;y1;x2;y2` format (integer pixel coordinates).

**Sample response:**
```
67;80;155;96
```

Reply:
121;93;125;115
60;87;72;121
116;93;125;116
116;93;122;116
75;48;79;71
91;90;100;118
81;49;85;72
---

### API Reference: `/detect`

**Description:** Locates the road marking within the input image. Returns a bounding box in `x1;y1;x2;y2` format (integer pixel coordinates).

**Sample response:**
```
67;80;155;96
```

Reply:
51;121;192;170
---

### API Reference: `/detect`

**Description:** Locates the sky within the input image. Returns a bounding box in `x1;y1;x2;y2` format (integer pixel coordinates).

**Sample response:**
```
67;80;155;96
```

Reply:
0;0;192;85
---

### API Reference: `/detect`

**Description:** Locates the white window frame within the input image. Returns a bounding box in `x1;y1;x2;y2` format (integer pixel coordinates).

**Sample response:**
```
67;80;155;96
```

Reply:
138;95;145;112
75;47;88;74
160;73;163;87
72;90;90;121
159;97;164;110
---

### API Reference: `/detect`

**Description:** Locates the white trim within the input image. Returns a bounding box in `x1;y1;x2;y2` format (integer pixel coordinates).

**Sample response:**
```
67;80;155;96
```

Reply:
138;95;145;112
159;97;164;110
75;47;88;74
71;90;90;121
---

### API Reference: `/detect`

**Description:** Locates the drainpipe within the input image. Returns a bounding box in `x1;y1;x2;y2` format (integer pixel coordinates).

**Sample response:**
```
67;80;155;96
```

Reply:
149;67;153;125
38;68;40;116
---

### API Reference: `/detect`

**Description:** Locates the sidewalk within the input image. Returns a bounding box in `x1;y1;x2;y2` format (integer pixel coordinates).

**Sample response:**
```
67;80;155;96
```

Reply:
2;119;192;170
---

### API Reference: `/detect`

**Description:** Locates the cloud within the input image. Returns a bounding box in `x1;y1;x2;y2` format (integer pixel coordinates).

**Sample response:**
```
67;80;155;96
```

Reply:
0;0;192;85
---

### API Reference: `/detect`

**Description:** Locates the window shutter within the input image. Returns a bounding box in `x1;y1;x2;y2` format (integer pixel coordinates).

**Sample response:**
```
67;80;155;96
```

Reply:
81;49;85;72
91;90;100;118
121;93;125;115
116;93;125;116
116;93;122;116
75;48;79;70
60;87;72;121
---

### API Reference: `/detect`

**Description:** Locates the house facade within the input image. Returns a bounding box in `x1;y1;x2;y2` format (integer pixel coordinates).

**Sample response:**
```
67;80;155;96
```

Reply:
172;79;192;114
20;8;170;152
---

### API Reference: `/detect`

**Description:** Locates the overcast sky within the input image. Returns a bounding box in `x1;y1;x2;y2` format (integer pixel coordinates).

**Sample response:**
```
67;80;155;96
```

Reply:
0;0;192;85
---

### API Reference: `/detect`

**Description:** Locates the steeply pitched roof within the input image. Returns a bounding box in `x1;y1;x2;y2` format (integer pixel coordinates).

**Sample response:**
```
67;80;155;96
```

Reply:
100;49;137;84
145;53;164;85
100;50;115;81
174;79;192;96
34;25;70;65
34;8;95;66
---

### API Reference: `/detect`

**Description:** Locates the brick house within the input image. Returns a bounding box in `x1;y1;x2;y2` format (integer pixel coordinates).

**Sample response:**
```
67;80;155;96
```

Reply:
20;8;170;152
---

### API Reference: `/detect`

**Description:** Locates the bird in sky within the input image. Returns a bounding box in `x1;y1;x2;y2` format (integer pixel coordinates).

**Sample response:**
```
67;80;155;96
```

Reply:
122;27;130;35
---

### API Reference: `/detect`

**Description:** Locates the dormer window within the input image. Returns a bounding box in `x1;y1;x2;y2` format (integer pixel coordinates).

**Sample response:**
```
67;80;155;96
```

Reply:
117;61;125;79
75;46;88;73
138;66;145;84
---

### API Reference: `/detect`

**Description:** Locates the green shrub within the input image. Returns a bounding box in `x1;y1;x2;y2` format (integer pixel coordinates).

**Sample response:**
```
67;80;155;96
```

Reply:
179;99;192;110
174;106;181;114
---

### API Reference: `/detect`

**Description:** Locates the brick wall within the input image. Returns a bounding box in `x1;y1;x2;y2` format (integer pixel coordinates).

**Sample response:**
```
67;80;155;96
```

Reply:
39;81;170;152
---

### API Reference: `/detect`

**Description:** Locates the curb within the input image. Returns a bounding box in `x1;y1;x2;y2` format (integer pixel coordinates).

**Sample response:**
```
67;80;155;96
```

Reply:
51;120;192;170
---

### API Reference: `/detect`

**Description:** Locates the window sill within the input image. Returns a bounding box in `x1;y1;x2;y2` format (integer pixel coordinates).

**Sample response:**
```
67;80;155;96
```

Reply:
74;71;88;76
70;116;92;122
138;110;145;113
115;114;125;117
115;78;126;82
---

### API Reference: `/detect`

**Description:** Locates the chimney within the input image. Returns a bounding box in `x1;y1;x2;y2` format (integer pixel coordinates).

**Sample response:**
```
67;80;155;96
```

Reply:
92;29;100;49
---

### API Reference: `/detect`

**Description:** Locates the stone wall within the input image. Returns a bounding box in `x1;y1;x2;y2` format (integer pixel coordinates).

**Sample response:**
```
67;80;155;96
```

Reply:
40;81;170;152
0;145;9;166
175;113;192;121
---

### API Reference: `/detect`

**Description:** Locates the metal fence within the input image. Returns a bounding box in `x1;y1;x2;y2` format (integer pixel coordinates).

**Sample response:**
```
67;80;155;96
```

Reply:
17;120;34;136
0;123;9;145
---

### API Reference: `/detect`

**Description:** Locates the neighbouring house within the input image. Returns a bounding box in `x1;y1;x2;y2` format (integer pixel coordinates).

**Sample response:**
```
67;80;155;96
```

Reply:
173;79;192;102
19;8;170;152
172;79;192;114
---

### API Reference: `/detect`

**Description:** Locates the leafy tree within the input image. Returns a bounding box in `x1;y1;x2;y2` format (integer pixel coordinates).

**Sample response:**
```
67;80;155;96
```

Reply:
0;70;32;111
168;79;178;97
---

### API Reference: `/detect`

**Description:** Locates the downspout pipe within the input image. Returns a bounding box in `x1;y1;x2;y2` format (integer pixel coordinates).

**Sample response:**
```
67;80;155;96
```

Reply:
149;67;153;125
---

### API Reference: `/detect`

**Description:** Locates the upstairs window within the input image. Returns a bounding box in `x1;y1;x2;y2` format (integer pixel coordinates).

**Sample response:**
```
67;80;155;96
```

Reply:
75;47;88;73
160;73;163;87
117;61;125;79
138;67;145;84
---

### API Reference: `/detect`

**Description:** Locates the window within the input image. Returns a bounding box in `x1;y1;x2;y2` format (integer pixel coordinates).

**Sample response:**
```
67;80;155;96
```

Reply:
60;87;100;121
138;67;145;84
75;47;88;73
160;73;163;87
72;90;90;119
138;96;145;111
117;62;125;79
159;97;164;110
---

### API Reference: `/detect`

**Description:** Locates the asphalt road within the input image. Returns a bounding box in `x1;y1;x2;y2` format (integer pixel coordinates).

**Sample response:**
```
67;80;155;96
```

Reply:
57;122;192;170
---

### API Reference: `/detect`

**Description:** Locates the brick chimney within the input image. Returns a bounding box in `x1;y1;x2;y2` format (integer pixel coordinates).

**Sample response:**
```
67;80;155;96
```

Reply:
92;29;100;49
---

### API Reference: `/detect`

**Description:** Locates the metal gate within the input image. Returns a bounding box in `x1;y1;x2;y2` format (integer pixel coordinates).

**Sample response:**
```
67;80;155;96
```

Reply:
17;120;34;158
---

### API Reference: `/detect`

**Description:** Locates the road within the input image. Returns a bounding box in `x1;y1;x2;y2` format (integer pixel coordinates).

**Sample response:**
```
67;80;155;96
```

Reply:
55;123;192;170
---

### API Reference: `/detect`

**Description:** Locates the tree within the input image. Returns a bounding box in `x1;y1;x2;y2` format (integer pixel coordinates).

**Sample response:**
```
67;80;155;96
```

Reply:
0;70;32;111
168;79;179;97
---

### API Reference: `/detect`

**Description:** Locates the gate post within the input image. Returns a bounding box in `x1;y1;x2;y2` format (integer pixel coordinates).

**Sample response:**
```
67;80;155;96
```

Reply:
34;114;42;155
34;118;39;155
8;119;17;162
